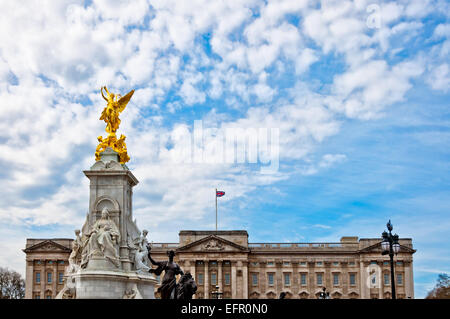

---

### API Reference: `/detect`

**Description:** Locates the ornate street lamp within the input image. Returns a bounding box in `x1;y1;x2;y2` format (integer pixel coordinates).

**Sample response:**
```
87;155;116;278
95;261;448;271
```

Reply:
318;287;330;299
381;220;401;299
211;285;223;299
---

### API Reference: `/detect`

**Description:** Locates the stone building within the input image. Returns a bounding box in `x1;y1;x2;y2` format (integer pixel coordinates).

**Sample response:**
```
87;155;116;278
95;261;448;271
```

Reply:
23;238;73;299
150;231;415;299
23;230;415;299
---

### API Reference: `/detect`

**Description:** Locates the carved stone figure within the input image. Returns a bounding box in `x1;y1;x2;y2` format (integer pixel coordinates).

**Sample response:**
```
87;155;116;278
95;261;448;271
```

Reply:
123;289;137;299
134;250;151;273
133;230;151;273
203;239;224;250
61;287;76;299
81;207;120;268
148;249;184;299
68;229;83;273
133;229;148;251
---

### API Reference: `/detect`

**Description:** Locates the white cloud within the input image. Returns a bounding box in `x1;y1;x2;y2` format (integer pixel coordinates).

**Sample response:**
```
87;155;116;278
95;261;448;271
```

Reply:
299;153;347;176
427;63;450;93
329;59;424;119
0;1;445;295
179;71;206;105
295;48;319;74
433;23;450;38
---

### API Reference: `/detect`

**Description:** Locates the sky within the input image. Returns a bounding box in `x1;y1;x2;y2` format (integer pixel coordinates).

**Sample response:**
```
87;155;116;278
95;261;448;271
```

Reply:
0;0;449;299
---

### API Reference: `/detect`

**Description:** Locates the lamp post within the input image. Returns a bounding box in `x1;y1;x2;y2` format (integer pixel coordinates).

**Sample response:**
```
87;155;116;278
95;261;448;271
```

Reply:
211;285;223;299
381;220;401;299
318;287;330;299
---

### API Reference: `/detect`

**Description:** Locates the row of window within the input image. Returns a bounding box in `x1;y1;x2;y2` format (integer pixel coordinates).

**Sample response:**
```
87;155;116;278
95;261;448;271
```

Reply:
193;261;403;267
264;273;347;286
197;273;231;285
193;272;404;287
34;295;52;299
254;261;403;267
381;273;403;285
194;272;357;287
35;272;64;284
34;260;65;265
374;261;404;266
264;261;357;266
194;260;361;267
196;261;232;265
264;273;402;287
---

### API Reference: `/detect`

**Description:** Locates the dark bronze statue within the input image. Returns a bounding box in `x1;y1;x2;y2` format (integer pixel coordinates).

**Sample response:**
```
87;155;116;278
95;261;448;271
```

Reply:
147;246;196;299
176;272;197;300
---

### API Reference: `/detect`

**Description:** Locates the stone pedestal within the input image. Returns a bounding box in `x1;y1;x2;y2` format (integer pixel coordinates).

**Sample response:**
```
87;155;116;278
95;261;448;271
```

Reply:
83;148;140;272
74;270;156;299
57;148;157;299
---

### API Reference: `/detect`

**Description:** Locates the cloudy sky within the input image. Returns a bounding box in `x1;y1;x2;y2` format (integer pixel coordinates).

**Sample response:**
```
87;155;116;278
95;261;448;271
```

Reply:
0;0;449;298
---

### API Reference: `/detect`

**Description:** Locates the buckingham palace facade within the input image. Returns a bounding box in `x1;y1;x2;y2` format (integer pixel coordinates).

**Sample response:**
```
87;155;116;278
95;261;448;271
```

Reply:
23;230;415;299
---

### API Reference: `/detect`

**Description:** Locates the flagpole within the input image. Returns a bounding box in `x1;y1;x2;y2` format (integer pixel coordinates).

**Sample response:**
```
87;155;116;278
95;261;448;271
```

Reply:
215;188;218;232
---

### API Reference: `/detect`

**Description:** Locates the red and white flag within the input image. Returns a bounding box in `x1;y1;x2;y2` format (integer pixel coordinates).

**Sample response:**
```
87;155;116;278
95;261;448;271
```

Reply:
216;190;225;197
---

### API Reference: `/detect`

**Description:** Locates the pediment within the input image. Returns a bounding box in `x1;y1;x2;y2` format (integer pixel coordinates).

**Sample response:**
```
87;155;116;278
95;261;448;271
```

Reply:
177;235;249;252
23;240;71;253
358;242;416;254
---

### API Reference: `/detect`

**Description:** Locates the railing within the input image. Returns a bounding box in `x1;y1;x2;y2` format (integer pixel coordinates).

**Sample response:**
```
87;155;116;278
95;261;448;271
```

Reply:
248;243;359;249
150;242;357;249
151;243;179;248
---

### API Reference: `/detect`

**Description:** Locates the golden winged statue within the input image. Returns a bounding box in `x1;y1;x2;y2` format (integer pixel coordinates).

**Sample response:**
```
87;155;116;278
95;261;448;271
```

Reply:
95;86;134;164
100;86;134;134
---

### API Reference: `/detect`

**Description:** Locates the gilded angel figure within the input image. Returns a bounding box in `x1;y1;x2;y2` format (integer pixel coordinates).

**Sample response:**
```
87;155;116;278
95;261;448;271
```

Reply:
100;86;134;135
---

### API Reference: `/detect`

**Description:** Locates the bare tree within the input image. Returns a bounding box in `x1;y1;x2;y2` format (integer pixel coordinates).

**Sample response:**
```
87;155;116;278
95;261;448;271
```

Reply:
0;267;25;299
426;273;450;299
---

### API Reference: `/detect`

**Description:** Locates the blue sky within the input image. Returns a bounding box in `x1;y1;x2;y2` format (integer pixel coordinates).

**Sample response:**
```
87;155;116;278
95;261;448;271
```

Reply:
0;0;449;298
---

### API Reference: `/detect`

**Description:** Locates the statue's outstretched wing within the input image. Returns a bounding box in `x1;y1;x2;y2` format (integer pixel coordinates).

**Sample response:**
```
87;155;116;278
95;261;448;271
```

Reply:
117;90;134;112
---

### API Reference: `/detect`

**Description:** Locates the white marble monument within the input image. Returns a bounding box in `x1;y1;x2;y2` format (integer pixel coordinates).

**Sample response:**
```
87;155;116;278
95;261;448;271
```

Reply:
56;147;157;299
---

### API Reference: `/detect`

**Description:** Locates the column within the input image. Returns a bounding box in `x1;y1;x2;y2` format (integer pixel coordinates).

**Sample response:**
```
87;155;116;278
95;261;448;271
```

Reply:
275;260;282;295
204;260;209;299
40;259;45;299
25;260;34;299
378;261;383;299
231;262;237;299
218;260;223;293
341;262;348;298
52;260;57;298
405;261;414;298
307;261;314;299
182;259;189;271
242;261;248;299
325;261;331;290
190;261;196;299
360;260;368;299
292;262;299;299
260;262;266;297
